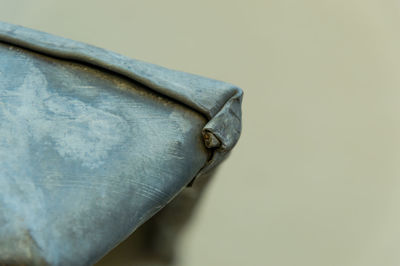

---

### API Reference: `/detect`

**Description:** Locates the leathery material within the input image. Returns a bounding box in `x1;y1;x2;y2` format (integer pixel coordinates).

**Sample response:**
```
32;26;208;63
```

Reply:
0;21;243;265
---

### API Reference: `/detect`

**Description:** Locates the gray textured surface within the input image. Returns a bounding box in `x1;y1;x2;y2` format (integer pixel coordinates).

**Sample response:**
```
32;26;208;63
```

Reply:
0;21;243;266
0;21;243;175
0;43;208;265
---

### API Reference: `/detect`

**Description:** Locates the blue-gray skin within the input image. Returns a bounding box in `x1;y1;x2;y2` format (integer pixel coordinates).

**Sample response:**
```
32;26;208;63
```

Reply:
0;21;243;265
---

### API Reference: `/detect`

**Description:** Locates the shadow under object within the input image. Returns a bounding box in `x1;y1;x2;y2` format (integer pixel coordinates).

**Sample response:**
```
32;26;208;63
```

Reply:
0;21;243;265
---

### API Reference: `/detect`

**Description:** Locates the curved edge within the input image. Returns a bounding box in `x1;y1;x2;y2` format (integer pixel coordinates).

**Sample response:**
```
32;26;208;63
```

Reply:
0;21;243;178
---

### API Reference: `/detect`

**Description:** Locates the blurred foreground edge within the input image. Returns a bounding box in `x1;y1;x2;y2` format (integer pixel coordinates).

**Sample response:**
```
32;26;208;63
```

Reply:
0;21;242;265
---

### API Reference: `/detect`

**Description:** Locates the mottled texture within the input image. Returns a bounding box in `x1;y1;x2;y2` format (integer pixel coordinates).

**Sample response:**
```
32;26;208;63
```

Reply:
0;43;209;265
0;21;243;176
0;21;243;266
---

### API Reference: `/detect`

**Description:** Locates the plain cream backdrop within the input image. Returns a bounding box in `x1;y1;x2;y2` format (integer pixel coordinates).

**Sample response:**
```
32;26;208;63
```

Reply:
1;1;400;265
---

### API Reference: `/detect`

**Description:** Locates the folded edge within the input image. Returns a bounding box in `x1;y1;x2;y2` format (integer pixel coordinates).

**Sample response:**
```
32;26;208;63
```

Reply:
0;21;243;179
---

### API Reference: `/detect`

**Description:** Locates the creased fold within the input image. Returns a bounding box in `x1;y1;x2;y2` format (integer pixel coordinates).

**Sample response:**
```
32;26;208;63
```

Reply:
0;21;243;178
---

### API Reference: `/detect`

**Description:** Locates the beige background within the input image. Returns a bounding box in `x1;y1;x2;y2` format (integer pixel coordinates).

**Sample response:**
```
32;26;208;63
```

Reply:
2;0;400;265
